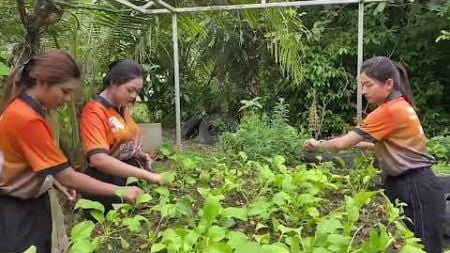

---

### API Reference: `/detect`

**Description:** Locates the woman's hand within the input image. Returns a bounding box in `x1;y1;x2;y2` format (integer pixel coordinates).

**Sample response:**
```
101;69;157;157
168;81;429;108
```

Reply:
123;186;143;203
303;138;321;151
137;151;154;170
143;170;162;184
54;178;78;202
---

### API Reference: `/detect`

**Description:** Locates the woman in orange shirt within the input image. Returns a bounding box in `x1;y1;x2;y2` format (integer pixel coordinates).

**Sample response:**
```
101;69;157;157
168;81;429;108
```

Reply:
80;59;161;212
304;56;444;253
0;51;143;253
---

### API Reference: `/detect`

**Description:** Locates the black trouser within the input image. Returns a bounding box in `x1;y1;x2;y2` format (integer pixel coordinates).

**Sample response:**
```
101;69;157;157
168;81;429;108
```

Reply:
83;157;142;214
385;167;445;253
0;192;52;253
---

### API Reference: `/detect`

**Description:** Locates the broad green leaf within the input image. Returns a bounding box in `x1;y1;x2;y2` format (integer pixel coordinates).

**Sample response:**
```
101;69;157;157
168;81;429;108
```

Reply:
239;151;248;161
0;64;10;76
183;230;200;251
227;231;249;249
70;239;96;253
298;193;317;205
248;198;272;219
112;203;129;211
120;237;130;249
203;242;232;253
151;243;166;252
312;248;331;253
176;196;194;217
180;156;195;169
222;207;248;221
254;233;270;244
74;199;105;214
185;176;196;185
122;215;148;232
234;241;262;253
326;234;350;252
285;236;301;252
315;218;343;238
159;147;171;156
261;244;289;253
208;225;227;242
114;187;128;199
71;221;95;241
399;245;426;253
307;207;320;218
161;172;175;185
155;186;170;197
21;246;36;253
161;229;182;251
89;209;104;223
136;193;152;204
202;195;224;224
126;176;139;185
272;191;291;206
200;171;211;184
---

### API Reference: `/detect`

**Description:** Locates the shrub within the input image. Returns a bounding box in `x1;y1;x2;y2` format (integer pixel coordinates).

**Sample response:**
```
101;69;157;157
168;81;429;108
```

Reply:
219;98;308;165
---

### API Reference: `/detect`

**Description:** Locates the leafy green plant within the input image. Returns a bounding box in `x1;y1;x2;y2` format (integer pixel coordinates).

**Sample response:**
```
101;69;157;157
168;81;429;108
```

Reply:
68;145;425;252
220;98;308;165
428;135;450;162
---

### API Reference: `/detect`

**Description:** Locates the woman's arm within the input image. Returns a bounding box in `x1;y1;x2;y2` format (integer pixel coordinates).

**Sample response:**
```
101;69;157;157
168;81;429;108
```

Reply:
304;131;365;152
55;167;142;202
89;153;161;183
353;141;374;150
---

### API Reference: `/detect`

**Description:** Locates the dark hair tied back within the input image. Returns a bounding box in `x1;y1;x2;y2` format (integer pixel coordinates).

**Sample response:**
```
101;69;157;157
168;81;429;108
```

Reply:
361;56;415;107
101;59;144;91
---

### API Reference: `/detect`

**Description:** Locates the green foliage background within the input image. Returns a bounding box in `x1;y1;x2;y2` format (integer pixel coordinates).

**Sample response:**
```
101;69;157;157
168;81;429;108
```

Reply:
0;0;449;137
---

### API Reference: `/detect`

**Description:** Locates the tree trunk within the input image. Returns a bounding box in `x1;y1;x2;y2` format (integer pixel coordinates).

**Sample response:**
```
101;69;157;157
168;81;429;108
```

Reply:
14;0;65;64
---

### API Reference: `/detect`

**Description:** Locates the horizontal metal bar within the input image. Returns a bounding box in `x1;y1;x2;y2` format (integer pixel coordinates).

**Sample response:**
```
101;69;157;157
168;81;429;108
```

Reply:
111;0;149;13
141;0;386;14
154;0;176;12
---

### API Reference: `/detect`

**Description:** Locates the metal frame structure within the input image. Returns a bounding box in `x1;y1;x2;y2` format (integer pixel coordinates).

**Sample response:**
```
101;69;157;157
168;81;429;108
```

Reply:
108;0;386;146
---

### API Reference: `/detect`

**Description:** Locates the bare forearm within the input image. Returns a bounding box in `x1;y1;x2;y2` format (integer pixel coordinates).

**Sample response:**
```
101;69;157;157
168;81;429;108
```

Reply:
305;132;364;152
56;168;119;197
353;141;374;150
91;154;160;183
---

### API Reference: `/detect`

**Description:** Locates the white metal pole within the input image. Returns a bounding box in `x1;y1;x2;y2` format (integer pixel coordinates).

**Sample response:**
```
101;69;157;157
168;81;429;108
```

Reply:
172;13;182;147
357;0;364;124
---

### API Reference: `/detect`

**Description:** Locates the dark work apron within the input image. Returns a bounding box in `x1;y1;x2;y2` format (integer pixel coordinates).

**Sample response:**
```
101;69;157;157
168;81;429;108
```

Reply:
384;166;445;253
0;192;52;253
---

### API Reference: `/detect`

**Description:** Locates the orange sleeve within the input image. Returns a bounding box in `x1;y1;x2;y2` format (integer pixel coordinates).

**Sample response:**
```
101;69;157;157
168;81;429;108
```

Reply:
80;108;110;157
17;119;69;175
355;105;396;141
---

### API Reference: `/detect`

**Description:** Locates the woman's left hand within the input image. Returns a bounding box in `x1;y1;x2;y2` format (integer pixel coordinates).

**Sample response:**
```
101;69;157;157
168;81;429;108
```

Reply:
138;152;154;170
54;178;78;202
303;138;321;151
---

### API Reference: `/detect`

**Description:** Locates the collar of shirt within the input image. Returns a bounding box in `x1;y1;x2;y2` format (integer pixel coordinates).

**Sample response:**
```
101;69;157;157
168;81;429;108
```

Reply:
19;92;46;118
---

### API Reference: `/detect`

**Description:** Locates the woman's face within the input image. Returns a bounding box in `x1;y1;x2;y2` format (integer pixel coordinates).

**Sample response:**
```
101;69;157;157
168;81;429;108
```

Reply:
360;72;393;105
111;78;143;107
39;79;81;110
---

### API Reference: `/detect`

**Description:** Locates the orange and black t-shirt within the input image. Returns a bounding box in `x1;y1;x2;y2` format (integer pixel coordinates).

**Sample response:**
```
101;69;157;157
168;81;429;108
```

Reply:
80;95;141;161
0;93;69;199
353;91;434;176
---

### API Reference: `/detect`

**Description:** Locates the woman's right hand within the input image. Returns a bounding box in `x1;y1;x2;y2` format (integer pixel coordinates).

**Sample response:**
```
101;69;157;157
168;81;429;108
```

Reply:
123;186;143;203
143;170;162;184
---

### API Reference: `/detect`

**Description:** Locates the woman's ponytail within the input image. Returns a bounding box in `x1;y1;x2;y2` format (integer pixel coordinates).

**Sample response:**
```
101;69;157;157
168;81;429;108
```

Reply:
394;62;415;107
1;59;35;113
